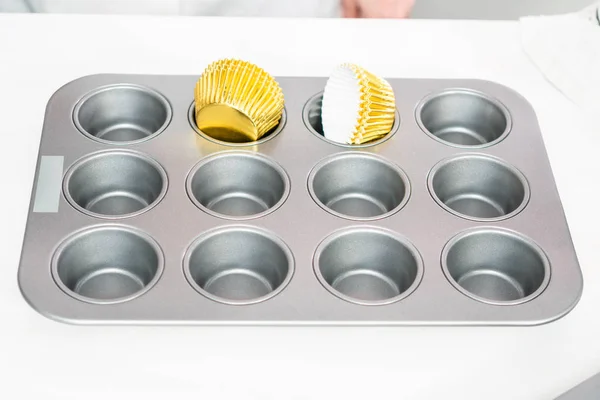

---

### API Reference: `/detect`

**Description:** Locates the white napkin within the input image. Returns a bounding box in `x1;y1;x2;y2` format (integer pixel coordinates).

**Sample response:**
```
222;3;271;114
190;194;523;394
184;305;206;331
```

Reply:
520;2;600;130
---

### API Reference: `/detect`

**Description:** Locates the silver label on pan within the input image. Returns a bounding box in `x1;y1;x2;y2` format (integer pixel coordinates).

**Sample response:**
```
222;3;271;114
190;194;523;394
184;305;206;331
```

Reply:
33;156;64;213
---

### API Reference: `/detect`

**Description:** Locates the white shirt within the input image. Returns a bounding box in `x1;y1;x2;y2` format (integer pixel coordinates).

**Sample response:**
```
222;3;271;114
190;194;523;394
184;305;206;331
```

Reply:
0;0;342;17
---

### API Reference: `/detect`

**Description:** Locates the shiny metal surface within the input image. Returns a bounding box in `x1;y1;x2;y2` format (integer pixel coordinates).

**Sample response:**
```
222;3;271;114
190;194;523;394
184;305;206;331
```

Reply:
186;152;290;220
308;153;410;220
51;225;164;304
314;227;423;305
416;89;511;147
17;74;582;325
428;154;529;221
183;226;294;305
442;228;550;305
64;150;167;218
74;84;172;144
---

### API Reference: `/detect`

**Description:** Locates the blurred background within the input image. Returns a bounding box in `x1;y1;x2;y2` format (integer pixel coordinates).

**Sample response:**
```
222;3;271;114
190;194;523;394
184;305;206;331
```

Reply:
411;0;595;19
0;0;596;18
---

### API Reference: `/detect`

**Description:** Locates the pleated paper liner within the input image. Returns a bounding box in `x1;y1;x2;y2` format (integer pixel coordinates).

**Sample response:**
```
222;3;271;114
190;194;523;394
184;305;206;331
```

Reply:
194;59;285;143
322;63;396;145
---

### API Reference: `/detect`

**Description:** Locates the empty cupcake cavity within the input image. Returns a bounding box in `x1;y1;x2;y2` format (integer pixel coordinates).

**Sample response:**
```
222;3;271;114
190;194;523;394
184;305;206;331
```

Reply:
187;152;289;220
309;153;410;220
74;84;171;143
417;89;510;147
428;154;529;221
184;226;294;305
314;228;423;305
52;226;163;303
64;151;167;218
442;228;550;305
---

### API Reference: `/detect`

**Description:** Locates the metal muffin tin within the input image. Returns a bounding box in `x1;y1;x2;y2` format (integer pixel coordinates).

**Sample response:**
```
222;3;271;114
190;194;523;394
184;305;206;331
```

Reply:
17;74;583;325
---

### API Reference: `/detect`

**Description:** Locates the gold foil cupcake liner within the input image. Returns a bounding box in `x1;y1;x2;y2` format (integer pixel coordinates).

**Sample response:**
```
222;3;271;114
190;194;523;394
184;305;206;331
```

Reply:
194;59;284;143
322;63;396;145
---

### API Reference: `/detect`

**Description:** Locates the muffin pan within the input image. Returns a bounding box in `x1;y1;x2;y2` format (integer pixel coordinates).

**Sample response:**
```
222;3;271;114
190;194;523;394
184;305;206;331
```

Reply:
18;74;582;325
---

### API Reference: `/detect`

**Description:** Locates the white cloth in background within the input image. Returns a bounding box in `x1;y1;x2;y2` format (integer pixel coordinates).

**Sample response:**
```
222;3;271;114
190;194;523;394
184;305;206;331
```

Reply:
0;0;341;17
520;2;600;130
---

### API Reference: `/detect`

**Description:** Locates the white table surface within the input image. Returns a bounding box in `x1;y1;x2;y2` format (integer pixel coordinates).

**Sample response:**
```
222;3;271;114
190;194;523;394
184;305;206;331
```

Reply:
0;14;598;400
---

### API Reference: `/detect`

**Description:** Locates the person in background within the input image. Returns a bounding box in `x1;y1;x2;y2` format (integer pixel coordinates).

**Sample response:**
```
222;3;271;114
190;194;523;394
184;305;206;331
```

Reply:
343;0;414;18
0;0;415;18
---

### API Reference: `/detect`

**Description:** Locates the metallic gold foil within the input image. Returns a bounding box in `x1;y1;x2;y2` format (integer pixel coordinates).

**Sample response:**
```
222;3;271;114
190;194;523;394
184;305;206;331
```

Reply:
347;64;396;145
194;59;285;143
322;63;396;145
